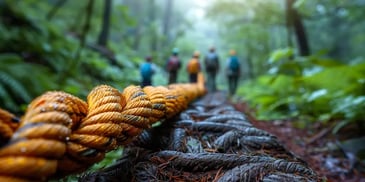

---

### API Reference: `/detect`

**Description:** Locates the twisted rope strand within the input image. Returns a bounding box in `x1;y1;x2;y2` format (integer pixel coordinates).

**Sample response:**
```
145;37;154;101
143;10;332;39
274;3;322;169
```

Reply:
0;109;19;144
0;82;205;181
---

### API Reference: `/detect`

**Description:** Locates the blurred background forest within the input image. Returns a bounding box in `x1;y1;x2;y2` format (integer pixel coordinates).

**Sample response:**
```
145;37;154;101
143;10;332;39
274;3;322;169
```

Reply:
0;0;365;177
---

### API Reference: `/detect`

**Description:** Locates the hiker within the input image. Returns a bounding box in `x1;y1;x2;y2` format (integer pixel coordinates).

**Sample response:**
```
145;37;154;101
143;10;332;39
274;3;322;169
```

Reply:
166;48;181;84
204;46;220;92
140;56;156;87
186;51;201;83
226;49;240;96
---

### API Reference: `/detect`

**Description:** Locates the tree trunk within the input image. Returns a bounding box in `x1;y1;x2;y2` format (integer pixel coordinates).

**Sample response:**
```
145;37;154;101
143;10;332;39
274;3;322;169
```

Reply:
246;56;254;79
162;0;173;45
149;0;158;52
285;0;293;48
123;0;141;50
286;0;310;56
131;0;141;50
97;0;112;47
133;25;141;50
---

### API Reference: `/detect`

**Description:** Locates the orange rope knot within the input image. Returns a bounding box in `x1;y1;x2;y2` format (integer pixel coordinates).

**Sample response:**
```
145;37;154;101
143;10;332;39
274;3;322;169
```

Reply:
0;109;19;145
0;91;87;181
143;86;167;124
0;82;205;181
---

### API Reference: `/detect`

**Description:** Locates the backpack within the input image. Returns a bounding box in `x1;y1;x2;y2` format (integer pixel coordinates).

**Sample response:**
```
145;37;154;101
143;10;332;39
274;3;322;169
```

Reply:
187;58;200;74
229;56;239;72
140;63;153;79
167;56;180;71
205;53;218;71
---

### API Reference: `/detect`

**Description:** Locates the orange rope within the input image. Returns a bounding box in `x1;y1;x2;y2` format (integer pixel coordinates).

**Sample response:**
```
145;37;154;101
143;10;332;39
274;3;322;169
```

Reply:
0;109;19;143
0;82;206;181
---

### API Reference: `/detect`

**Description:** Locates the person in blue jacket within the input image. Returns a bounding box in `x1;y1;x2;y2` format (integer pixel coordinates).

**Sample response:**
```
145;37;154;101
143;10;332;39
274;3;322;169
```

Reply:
140;56;156;87
226;50;240;96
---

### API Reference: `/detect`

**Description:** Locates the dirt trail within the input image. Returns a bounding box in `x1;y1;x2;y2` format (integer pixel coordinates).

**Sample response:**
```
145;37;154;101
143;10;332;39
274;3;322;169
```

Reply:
233;101;365;182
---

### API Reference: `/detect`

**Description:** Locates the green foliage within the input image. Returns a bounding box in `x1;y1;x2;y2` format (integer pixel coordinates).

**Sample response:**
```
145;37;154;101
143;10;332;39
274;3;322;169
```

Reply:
0;1;147;113
206;0;365;81
0;54;57;113
54;147;124;182
0;0;188;120
89;147;124;171
206;0;286;77
299;0;365;61
238;48;365;133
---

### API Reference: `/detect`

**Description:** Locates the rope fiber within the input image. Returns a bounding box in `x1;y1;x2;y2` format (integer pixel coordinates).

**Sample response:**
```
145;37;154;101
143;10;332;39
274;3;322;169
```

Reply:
0;80;206;181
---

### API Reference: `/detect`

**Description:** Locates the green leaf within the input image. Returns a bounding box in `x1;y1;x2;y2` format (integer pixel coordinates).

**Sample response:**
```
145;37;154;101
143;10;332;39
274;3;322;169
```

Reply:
268;48;294;64
293;0;307;9
0;72;32;102
332;120;351;134
303;64;364;94
306;89;327;102
0;53;23;64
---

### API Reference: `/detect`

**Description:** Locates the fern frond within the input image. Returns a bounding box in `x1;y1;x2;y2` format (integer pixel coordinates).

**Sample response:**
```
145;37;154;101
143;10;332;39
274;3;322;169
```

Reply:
0;82;19;112
0;72;32;103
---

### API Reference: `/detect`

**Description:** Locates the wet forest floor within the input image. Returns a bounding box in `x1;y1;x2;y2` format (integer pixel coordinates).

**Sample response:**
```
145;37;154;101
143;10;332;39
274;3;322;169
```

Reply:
233;101;365;182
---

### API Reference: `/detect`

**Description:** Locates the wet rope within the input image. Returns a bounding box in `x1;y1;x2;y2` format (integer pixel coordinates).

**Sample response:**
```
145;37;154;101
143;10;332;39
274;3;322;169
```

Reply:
0;80;206;182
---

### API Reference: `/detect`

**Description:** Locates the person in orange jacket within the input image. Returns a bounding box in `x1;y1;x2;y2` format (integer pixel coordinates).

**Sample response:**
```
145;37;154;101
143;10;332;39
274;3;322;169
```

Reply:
186;51;201;83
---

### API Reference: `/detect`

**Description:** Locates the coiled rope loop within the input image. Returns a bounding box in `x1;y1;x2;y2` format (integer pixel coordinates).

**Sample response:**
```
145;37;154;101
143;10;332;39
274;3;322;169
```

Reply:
0;81;205;182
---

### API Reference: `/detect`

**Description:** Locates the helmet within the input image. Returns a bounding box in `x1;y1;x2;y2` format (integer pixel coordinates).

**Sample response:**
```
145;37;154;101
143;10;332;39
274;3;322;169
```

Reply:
172;47;179;54
229;49;236;55
209;46;215;52
193;51;200;57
